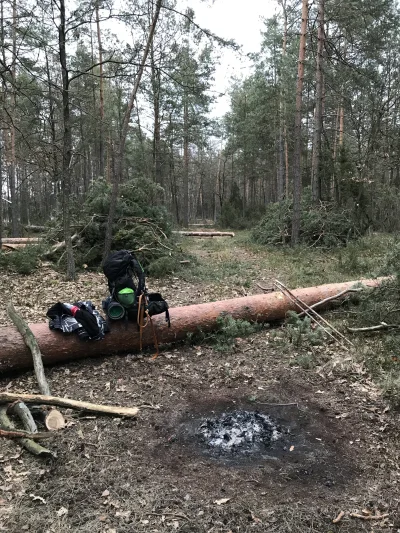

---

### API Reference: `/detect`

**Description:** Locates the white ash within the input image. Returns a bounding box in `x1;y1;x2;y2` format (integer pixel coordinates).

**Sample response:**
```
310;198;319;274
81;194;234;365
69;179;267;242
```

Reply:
198;411;281;453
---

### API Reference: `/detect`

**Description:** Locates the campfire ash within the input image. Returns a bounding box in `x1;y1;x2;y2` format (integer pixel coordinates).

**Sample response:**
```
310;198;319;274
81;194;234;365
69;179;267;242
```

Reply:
198;411;281;454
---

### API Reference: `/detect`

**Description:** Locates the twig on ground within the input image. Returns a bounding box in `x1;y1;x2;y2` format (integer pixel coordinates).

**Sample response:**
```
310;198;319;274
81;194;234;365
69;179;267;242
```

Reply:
0;428;51;440
256;283;275;292
147;512;190;521
332;510;345;523
137;403;161;410
350;512;389;520
256;402;298;407
347;322;400;333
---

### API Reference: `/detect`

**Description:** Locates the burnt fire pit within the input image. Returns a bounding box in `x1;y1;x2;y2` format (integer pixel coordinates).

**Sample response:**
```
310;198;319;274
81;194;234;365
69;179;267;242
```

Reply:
197;410;282;455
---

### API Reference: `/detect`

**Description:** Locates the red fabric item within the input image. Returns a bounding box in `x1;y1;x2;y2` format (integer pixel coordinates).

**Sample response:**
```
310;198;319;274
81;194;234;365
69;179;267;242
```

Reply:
70;306;80;317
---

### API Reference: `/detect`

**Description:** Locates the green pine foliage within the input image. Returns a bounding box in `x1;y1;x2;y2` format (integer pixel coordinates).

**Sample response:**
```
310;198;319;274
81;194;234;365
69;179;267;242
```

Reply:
187;314;261;351
0;245;44;275
284;310;326;347
47;177;179;271
252;190;362;247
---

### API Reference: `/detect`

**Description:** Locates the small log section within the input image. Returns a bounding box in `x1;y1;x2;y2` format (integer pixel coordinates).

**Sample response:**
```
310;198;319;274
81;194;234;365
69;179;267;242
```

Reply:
173;231;235;237
0;279;383;373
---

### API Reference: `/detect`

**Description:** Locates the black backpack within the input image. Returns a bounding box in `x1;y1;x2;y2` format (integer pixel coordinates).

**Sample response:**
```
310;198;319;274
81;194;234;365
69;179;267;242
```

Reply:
102;250;170;326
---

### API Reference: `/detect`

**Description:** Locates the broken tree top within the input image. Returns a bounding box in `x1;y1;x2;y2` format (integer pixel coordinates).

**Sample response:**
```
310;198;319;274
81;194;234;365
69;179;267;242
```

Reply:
0;279;383;373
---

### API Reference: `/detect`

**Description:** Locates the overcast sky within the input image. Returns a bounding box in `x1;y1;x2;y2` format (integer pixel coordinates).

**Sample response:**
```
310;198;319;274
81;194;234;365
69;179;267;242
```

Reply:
181;0;279;115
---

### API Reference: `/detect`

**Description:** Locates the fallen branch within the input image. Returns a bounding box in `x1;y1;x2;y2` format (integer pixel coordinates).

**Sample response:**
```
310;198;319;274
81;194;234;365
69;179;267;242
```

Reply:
0;428;51;440
7;302;50;395
297;288;362;317
1;243;27;250
1;237;40;244
0;393;139;417
256;402;298;407
0;407;54;457
256;283;275;292
347;322;400;333
350;512;389;520
173;231;235;237
44;233;78;257
332;510;345;524
9;401;38;432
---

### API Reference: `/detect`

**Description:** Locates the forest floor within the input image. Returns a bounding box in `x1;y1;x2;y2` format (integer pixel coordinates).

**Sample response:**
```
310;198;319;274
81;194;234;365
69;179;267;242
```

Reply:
0;232;399;532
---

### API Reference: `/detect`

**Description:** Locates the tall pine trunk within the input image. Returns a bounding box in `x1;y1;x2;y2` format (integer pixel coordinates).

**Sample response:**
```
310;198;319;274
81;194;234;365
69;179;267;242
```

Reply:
150;33;162;185
311;0;324;202
182;96;189;227
58;0;76;280
103;0;162;261
291;0;308;245
95;2;105;178
277;0;288;201
10;0;18;237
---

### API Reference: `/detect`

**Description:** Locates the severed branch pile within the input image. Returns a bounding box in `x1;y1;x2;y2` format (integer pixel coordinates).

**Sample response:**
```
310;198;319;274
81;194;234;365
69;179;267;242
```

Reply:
2;302;139;457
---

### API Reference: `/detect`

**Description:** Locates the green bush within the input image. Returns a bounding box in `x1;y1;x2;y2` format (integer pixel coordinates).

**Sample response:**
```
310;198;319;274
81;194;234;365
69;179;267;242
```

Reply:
284;310;326;347
187;314;261;351
147;256;181;277
47;177;177;269
0;245;43;274
252;189;361;247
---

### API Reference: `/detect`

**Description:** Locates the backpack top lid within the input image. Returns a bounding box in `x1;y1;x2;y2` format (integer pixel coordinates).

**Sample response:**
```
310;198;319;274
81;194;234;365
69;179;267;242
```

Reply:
103;250;146;300
103;250;137;284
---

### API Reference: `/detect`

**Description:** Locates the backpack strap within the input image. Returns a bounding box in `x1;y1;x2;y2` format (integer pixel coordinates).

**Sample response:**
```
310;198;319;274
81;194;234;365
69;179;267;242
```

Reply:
137;293;160;359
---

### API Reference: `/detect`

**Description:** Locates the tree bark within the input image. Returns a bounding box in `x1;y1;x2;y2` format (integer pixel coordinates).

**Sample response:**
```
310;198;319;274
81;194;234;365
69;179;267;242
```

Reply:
0;130;3;249
0;279;383;373
103;0;162;261
95;1;105;178
7;302;50;395
311;0;324;202
277;0;288;201
183;96;189;227
58;0;76;280
151;36;162;185
9;0;18;237
291;0;308;245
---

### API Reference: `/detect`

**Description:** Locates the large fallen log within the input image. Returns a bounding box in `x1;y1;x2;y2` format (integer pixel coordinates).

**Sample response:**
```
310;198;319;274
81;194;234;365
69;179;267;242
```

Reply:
1;237;40;244
173;231;235;237
0;279;383;373
1;243;27;250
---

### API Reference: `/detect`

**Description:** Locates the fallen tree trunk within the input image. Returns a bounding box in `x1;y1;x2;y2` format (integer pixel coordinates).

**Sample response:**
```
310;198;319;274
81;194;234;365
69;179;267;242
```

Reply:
0;279;383;373
2;243;26;250
1;237;40;243
173;231;235;237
